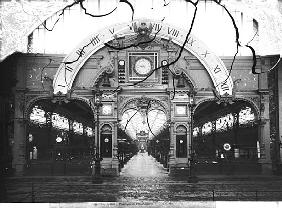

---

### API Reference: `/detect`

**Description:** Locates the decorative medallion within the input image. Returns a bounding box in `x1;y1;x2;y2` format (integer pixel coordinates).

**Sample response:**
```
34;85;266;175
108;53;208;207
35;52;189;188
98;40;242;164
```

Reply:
133;22;153;49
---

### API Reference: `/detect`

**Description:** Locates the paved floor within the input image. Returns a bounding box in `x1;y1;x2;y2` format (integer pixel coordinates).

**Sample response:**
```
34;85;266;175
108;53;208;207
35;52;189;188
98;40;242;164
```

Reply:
4;152;282;202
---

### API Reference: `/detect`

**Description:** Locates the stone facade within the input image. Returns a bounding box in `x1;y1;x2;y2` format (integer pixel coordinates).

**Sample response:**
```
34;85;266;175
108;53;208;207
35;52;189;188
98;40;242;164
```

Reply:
10;34;278;175
1;0;282;176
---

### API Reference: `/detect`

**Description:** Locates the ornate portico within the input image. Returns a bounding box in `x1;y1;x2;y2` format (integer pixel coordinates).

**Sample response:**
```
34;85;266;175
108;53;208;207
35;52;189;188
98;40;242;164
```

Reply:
8;19;274;176
51;19;232;175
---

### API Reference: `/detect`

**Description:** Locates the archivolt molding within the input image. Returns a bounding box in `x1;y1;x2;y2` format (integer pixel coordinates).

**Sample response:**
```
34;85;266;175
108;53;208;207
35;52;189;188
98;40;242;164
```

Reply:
24;95;52;119
118;96;169;118
69;95;96;117
174;67;197;89
234;96;260;118
99;122;114;132
92;65;114;87
53;19;233;96
174;123;189;133
194;96;260;119
24;94;95;120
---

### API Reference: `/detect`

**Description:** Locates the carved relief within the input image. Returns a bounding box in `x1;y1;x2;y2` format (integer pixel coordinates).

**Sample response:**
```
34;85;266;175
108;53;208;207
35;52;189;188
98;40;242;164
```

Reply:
133;22;153;49
118;96;169;117
93;65;114;87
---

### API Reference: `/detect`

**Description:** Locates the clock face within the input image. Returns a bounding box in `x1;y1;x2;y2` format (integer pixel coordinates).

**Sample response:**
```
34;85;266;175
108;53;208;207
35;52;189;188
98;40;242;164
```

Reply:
134;58;151;75
102;105;112;115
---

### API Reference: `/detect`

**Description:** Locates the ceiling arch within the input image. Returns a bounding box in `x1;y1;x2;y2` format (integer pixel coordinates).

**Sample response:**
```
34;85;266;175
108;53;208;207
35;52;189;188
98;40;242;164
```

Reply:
53;19;233;96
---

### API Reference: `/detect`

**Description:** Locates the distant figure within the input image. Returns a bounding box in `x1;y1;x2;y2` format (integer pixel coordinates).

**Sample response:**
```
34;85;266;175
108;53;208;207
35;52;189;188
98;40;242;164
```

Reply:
140;144;145;153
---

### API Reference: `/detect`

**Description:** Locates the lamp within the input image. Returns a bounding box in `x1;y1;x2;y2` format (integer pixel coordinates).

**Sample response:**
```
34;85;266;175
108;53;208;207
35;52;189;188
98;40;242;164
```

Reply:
92;88;103;179
187;89;198;183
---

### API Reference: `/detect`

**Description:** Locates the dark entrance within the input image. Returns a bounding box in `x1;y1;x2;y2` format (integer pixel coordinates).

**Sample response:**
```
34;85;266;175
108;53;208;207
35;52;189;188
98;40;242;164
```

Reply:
26;99;94;176
193;100;261;174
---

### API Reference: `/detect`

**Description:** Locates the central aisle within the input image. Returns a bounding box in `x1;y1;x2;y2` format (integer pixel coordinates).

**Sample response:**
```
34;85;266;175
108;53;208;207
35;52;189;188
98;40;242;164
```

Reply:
120;152;168;177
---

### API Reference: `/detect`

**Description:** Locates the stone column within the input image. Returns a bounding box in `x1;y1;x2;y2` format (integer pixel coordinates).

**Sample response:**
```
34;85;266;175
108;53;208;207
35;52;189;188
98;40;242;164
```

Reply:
277;60;282;170
187;106;192;159
259;95;272;175
12;92;26;175
111;121;119;176
168;121;176;167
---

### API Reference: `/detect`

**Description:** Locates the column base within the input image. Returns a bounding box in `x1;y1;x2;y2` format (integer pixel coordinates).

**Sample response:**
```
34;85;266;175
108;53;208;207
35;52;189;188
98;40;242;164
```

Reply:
261;162;273;175
277;164;282;175
168;166;189;176
99;159;120;177
13;164;25;176
187;175;199;183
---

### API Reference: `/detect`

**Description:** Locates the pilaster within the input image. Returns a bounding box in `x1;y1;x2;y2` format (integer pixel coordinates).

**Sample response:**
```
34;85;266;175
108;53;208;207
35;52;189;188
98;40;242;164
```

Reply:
12;92;27;175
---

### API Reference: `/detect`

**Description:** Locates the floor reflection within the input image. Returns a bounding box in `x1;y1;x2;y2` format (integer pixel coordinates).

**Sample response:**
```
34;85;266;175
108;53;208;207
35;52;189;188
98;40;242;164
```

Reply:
5;151;282;202
120;152;168;177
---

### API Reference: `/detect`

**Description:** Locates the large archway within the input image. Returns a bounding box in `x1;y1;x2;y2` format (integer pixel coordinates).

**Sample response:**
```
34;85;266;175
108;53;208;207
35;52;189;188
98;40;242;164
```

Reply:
7;14;272;176
25;98;94;176
52;19;233;96
193;99;261;174
118;97;168;169
49;20;237;176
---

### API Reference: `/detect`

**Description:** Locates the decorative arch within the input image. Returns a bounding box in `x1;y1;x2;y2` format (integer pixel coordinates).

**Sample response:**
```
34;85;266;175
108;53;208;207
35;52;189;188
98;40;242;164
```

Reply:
174;67;197;89
174;122;189;132
25;96;52;119
233;97;260;119
176;125;187;134
25;95;96;120
99;122;114;130
101;124;113;133
53;19;233;96
118;96;169;118
92;66;114;87
194;96;260;119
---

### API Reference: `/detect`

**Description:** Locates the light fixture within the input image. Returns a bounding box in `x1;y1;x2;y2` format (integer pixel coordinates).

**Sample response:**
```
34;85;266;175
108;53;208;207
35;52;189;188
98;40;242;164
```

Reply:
28;134;33;142
161;60;168;66
56;136;62;143
119;60;125;66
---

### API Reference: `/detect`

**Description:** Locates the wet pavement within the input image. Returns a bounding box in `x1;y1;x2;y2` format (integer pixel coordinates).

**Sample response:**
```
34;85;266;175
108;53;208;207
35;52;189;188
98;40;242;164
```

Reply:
120;152;168;177
4;152;282;202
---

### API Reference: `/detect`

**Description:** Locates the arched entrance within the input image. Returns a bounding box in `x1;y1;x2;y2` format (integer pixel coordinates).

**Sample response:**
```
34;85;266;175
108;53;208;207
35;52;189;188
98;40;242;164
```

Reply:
25;98;94;176
193;99;261;174
48;19;237;176
52;19;233;96
10;18;272;176
118;97;169;171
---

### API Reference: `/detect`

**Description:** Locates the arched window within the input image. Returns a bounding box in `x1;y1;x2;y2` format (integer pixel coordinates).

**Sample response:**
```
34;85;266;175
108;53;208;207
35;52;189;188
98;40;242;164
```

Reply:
176;125;187;158
101;124;112;158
